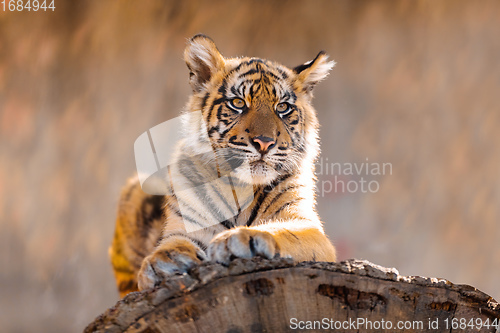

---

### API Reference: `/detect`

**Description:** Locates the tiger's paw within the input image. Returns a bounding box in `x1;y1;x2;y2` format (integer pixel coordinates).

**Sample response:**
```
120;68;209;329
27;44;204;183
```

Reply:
207;228;280;265
137;238;206;291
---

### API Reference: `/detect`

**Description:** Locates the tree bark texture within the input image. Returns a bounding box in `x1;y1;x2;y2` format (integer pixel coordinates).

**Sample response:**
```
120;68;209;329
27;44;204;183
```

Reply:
85;258;500;333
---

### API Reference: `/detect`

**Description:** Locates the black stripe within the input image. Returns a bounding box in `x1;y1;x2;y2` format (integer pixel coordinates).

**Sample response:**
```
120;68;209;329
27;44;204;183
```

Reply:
265;71;280;81
206;103;216;126
262;185;303;216
293;51;325;74
207;182;238;219
208;125;220;136
268;173;293;191
221;219;234;229
216;104;224;122
246;59;265;66
180;189;226;225
218;77;228;95
229;135;248;147
236;80;245;93
137;195;164;238
245;174;292;226
296;105;304;124
176;196;227;232
264;84;272;96
200;92;210;110
220;118;230;126
282;121;295;144
164;232;208;251
222;60;259;85
285;229;299;240
239;68;259;78
212;97;225;106
272;198;303;218
219;120;239;137
261;73;270;85
176;208;207;229
277;68;288;80
230;85;238;95
231;147;253;153
178;156;207;186
118;279;137;292
246;189;268;227
175;189;210;225
176;160;232;223
166;201;182;217
237;80;249;96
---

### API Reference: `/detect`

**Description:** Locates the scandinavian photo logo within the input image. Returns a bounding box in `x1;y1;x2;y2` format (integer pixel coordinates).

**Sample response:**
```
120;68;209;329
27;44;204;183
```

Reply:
316;157;393;196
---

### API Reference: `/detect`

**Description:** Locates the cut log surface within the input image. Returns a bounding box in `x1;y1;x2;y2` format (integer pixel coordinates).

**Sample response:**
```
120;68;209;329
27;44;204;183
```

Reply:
85;258;500;333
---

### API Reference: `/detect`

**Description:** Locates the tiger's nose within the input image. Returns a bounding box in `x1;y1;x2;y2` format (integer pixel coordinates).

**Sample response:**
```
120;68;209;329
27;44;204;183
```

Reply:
251;136;276;154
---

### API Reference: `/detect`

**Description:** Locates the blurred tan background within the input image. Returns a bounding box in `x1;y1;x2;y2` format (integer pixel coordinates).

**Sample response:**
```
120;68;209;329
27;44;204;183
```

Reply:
1;0;499;332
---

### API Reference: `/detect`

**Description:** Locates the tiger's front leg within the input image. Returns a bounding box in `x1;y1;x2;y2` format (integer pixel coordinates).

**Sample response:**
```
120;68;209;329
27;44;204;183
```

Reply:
207;220;336;264
137;235;207;291
207;227;279;264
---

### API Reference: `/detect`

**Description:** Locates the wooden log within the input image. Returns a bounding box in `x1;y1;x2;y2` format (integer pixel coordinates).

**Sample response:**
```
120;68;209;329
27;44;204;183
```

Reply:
85;258;500;333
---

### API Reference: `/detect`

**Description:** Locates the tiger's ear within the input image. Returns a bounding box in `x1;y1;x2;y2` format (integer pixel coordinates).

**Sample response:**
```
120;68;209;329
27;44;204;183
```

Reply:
184;34;225;92
293;51;335;93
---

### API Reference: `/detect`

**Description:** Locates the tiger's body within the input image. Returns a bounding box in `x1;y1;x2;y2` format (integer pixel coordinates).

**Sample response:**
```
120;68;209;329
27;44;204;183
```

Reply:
110;35;337;298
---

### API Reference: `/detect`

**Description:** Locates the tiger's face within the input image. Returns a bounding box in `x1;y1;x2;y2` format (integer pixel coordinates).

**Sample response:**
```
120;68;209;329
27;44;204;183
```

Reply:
183;35;334;186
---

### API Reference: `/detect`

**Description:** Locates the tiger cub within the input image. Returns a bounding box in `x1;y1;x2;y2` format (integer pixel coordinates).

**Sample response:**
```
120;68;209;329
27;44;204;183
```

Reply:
110;34;336;297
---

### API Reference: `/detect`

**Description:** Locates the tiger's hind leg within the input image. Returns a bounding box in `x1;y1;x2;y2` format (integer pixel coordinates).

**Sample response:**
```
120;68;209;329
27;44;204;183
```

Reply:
109;233;139;298
109;177;165;298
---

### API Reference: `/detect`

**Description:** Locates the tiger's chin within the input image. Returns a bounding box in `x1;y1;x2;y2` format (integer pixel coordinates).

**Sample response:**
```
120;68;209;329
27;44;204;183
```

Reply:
231;161;280;186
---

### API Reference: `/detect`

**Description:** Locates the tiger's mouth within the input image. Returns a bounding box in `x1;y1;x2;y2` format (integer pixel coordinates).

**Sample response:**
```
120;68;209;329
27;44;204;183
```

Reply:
250;159;267;166
249;159;270;172
216;147;283;185
241;158;279;185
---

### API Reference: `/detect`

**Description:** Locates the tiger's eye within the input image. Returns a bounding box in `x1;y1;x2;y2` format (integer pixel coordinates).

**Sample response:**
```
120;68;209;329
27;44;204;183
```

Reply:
276;102;289;113
230;98;246;109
